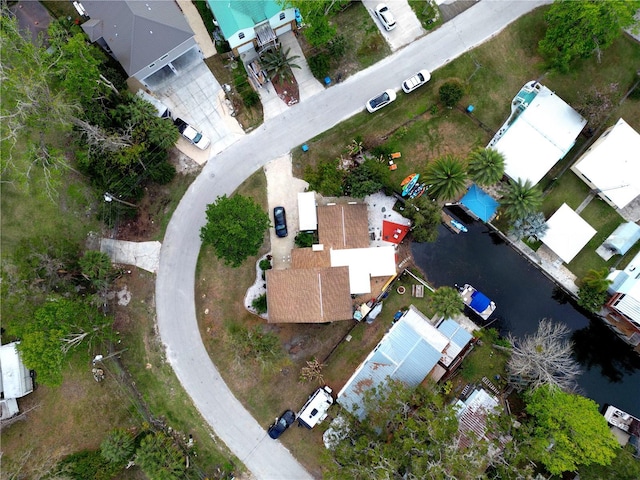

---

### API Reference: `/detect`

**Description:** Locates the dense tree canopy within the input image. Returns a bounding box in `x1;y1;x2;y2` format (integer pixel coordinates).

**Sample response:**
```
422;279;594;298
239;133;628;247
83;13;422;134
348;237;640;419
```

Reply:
326;379;528;480
404;195;441;243
343;158;387;198
430;286;464;319
135;432;186;480
18;297;113;386
539;0;640;71
200;195;271;267
525;385;619;475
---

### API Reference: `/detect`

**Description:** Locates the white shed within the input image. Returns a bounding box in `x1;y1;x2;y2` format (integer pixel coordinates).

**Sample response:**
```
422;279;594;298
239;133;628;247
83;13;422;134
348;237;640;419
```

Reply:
297;191;318;231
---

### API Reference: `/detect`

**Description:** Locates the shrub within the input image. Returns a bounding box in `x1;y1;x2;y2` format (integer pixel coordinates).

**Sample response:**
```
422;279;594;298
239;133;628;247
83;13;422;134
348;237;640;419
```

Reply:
295;231;314;248
328;35;347;58
259;258;272;271
58;450;121;480
308;53;331;79
101;428;135;466
439;81;464;108
252;293;268;314
241;89;260;107
148;160;176;184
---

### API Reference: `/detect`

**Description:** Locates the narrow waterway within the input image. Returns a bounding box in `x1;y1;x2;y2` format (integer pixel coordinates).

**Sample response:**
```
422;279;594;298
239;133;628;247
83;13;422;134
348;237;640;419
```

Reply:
411;207;640;417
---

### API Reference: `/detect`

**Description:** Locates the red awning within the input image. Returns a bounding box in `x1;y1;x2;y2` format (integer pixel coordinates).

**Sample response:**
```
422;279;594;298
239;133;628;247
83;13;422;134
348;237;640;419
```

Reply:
382;220;410;244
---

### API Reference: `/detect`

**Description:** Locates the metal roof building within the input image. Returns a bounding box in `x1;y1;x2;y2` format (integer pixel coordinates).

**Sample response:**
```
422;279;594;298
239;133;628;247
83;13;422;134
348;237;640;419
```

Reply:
337;306;472;418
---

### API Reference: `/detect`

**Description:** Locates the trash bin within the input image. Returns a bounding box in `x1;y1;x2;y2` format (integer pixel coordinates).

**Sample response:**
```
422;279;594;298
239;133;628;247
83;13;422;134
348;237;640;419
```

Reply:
302;144;309;152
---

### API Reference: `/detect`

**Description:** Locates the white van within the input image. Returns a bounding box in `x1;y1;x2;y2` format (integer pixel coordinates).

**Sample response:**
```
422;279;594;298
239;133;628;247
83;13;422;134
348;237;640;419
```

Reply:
136;90;172;119
297;386;333;429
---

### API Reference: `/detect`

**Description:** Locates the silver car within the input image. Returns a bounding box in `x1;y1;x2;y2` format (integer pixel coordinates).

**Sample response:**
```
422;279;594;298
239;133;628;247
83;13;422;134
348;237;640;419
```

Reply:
402;70;432;94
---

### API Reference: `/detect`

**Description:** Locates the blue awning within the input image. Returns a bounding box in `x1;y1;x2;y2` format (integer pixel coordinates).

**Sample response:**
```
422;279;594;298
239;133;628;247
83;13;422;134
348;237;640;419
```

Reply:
470;290;491;312
460;184;500;223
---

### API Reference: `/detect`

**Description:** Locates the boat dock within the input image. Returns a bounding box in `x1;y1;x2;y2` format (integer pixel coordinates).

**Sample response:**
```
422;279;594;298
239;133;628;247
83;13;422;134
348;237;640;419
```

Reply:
442;211;463;233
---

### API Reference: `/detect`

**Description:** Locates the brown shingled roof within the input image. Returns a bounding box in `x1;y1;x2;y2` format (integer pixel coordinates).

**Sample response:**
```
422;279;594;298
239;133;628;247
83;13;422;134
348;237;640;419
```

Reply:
317;203;370;249
266;267;353;323
291;248;331;269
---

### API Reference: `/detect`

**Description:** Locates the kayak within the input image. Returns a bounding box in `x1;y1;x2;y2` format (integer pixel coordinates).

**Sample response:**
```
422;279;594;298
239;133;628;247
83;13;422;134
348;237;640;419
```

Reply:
400;173;416;187
402;174;420;196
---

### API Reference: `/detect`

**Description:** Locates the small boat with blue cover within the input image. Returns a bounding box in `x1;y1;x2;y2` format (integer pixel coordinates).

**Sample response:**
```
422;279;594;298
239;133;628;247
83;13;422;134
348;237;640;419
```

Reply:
457;283;496;320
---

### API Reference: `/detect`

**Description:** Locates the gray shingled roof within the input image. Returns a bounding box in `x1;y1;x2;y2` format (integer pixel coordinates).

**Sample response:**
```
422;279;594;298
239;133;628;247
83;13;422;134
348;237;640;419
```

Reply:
81;0;193;76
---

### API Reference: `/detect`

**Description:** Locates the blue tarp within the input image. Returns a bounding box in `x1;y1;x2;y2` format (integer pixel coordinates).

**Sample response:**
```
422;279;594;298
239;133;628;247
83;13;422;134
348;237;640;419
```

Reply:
470;291;491;312
460;184;500;223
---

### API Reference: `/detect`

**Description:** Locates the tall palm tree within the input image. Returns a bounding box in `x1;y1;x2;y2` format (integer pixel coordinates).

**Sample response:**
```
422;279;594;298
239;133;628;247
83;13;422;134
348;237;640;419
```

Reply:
430;286;464;318
424;155;467;201
500;178;543;220
467;147;505;186
582;268;612;293
261;46;301;84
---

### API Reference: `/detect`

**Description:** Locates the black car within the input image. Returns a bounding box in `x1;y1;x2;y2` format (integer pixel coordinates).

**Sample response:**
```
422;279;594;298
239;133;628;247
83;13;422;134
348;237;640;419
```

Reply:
268;410;296;439
273;206;288;237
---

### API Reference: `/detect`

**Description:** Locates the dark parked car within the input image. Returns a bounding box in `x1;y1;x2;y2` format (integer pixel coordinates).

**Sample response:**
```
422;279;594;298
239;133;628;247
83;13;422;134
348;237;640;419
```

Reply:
273;206;288;237
268;410;296;439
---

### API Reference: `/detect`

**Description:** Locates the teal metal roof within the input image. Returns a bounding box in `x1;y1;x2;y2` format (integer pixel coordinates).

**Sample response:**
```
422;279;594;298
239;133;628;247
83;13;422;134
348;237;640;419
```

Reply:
208;0;283;40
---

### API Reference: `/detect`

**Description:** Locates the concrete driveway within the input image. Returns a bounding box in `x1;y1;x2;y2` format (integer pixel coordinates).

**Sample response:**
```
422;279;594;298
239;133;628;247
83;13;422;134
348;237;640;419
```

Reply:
156;61;245;158
264;155;309;270
156;2;551;479
363;0;426;51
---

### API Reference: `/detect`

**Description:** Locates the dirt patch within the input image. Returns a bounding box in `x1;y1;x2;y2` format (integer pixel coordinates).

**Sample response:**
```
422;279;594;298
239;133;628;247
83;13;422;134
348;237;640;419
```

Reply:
272;73;300;106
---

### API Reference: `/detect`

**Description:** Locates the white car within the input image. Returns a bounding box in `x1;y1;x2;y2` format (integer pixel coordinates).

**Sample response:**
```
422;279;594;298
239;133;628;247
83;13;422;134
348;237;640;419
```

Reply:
402;70;432;94
366;89;397;113
174;117;211;150
374;4;396;31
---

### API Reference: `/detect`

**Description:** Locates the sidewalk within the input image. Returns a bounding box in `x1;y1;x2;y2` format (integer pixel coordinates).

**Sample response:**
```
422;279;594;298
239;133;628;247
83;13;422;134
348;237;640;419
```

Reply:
176;0;217;58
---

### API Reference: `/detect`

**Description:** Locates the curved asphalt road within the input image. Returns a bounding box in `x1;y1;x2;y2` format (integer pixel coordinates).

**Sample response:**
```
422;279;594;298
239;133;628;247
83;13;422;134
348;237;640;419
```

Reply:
156;2;550;478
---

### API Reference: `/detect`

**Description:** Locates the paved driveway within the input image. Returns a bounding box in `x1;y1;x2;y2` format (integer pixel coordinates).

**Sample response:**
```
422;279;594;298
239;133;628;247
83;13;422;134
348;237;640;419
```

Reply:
363;0;426;51
156;2;551;479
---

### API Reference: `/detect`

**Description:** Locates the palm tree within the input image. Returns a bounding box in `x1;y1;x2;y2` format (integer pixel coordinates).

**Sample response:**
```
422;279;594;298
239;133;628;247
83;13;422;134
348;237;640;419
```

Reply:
261;47;301;84
467;147;505;186
500;178;543;220
582;268;612;293
424;155;467;201
510;212;548;241
430;286;464;318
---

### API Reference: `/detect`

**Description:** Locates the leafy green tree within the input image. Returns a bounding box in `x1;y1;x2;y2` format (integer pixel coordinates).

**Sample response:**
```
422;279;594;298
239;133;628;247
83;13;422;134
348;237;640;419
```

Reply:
577;268;612;313
577;445;640;480
467;147;505;186
430;286;464;318
424;155;467;201
261;46;301;84
439;80;464;108
304;158;344;196
252;294;268;315
343;158;387;198
500;178;543;220
525;385;619;475
404;195;441;243
295;231;314;247
327;379;528;479
582;268;612;292
18;298;112;386
101;428;136;466
57;449;122;480
135;432;186;480
200;195;270;267
539;0;640;72
282;0;348;47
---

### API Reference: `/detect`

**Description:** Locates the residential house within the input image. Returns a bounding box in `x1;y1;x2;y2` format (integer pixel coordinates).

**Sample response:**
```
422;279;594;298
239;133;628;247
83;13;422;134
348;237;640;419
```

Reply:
80;0;201;89
266;201;397;323
606;250;640;350
540;203;596;264
488;81;586;185
454;388;501;449
207;0;296;56
571;118;640;218
337;305;474;418
0;342;34;420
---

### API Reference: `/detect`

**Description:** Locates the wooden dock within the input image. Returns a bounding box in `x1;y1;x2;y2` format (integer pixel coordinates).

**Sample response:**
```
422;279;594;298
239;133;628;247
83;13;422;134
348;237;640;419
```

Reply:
441;211;462;233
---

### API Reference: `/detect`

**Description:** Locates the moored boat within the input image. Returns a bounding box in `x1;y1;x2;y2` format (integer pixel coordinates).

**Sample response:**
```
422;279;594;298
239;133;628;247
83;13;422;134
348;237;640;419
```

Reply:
457;283;496;320
451;219;468;232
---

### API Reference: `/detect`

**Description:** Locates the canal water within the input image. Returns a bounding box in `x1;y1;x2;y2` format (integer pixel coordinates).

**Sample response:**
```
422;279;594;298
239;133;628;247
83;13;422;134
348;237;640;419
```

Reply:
411;207;640;417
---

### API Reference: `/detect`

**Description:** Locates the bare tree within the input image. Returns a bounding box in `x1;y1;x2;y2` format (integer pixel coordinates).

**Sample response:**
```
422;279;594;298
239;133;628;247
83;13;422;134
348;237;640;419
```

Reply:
299;358;326;385
506;319;581;392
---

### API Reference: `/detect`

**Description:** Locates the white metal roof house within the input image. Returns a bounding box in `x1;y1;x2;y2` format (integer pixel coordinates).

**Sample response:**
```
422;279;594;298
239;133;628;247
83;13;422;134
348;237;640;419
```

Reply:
606;250;640;348
337;306;473;419
540;203;597;264
571;118;640;215
298;191;318;231
488;81;586;185
330;245;397;294
80;0;201;89
0;342;34;420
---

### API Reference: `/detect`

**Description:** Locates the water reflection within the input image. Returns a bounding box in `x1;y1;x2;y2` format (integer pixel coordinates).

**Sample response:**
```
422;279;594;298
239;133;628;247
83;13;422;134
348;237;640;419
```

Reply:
411;210;640;416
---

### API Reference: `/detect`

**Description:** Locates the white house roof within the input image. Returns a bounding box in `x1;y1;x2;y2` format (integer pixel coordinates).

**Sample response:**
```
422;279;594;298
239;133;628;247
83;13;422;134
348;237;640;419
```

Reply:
541;203;597;263
571;118;640;209
0;342;34;400
491;83;586;185
613;283;640;327
330;245;396;294
298;192;318;231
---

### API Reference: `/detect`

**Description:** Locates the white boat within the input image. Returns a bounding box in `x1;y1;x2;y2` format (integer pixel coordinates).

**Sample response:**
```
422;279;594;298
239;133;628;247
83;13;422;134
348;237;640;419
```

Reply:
458;284;496;320
451;219;468;232
603;405;640;453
